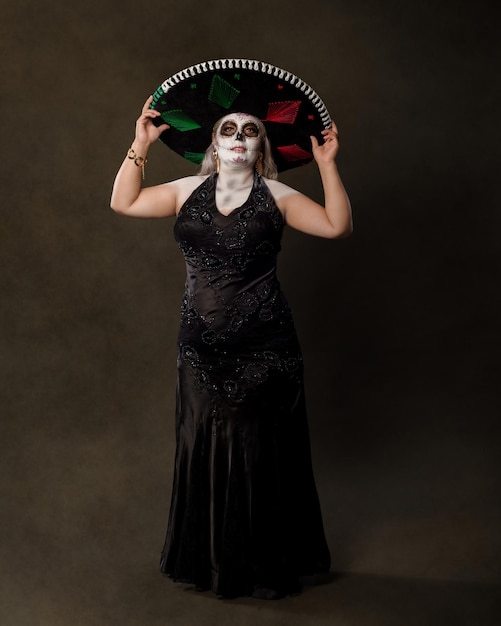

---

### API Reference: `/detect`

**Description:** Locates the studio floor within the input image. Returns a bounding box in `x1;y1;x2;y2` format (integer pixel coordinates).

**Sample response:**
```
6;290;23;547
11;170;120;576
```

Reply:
3;557;500;626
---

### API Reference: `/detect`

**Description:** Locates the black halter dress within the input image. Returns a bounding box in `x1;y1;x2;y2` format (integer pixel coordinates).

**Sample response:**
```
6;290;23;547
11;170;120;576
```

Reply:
160;172;330;598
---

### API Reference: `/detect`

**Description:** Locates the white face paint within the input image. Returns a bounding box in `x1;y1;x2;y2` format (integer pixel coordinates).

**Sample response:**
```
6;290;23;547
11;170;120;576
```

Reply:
214;113;262;170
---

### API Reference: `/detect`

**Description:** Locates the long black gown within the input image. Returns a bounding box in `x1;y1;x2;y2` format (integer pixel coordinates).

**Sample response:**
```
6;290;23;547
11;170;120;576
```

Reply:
160;172;330;598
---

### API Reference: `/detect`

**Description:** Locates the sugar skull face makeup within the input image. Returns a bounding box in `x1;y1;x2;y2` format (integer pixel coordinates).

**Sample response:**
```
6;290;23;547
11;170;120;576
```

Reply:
214;113;262;169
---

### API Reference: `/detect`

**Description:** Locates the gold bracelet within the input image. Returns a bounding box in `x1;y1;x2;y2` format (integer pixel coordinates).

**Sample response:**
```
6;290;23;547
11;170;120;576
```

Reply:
127;148;148;179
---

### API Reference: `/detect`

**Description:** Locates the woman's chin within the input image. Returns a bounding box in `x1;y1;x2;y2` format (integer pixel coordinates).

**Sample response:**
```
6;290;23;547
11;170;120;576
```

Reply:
223;158;255;171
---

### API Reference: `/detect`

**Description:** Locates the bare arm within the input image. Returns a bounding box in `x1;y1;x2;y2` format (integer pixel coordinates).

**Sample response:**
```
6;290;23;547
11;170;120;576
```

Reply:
277;124;353;239
110;96;179;218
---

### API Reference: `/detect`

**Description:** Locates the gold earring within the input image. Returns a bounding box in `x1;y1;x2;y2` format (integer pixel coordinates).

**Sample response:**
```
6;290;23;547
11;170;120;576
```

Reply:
255;153;264;176
213;149;220;174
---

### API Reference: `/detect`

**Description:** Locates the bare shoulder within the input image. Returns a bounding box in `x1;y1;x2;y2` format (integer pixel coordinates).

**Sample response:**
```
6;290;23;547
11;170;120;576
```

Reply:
164;175;209;213
166;174;208;194
262;178;304;214
262;178;301;202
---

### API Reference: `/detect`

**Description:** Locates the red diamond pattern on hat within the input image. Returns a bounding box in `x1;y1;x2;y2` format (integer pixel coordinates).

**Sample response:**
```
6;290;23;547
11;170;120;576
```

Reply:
263;101;301;124
277;144;312;162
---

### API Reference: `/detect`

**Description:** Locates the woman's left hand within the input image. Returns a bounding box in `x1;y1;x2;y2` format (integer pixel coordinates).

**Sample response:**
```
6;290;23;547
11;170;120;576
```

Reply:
310;123;339;165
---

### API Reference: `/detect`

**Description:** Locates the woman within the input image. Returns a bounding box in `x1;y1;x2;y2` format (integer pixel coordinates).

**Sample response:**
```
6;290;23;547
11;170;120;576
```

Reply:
111;60;352;599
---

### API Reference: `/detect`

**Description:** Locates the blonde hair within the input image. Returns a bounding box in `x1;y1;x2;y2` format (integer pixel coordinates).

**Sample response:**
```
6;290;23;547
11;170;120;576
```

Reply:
198;116;278;180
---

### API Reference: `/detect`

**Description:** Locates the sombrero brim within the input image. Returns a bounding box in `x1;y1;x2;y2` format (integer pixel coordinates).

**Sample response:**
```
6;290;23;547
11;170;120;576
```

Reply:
149;59;331;173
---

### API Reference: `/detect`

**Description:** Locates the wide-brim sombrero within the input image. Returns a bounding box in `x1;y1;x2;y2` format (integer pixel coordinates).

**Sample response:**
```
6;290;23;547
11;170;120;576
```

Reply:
150;59;331;173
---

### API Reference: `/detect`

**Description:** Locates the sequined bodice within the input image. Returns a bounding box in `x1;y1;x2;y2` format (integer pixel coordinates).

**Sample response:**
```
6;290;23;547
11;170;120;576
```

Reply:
173;173;301;403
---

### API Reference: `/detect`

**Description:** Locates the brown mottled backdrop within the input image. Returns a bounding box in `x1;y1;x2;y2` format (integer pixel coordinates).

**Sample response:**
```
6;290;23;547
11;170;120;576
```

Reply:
1;0;500;624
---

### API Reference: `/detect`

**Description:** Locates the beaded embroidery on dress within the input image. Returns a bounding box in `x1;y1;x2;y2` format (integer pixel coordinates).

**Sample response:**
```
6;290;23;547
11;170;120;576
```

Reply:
160;172;330;598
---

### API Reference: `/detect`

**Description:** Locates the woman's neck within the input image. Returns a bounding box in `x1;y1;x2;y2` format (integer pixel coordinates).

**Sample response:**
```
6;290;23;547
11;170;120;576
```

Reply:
214;167;255;214
216;167;255;188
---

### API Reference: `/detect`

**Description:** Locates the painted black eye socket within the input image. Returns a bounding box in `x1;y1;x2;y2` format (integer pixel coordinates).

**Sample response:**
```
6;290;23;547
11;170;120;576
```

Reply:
220;124;237;136
242;124;259;137
219;122;260;138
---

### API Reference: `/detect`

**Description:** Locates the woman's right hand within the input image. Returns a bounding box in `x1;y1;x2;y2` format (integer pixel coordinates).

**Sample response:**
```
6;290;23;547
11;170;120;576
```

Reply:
134;95;170;147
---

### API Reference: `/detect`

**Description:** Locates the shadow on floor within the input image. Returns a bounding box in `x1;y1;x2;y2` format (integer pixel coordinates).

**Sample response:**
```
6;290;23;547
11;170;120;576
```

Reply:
2;559;500;626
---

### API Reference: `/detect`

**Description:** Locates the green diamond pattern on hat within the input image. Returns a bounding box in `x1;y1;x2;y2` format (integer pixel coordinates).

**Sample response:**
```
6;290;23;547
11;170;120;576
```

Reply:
208;75;240;109
184;151;206;164
160;110;201;132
